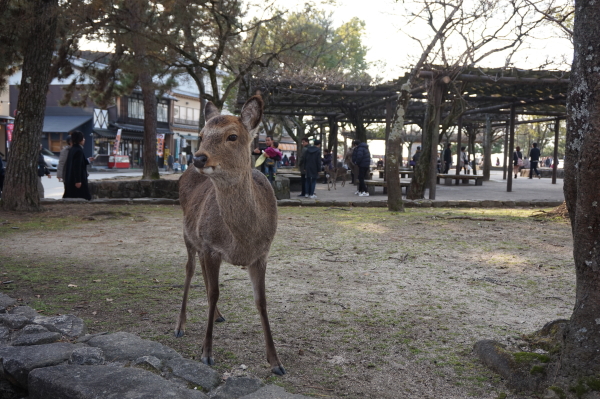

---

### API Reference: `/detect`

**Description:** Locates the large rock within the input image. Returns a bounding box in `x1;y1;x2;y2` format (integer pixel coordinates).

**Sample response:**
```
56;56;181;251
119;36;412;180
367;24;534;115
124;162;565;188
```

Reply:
32;314;86;338
239;385;312;399
86;332;182;362
164;358;221;391
0;342;79;387
0;314;30;330
28;364;208;399
0;294;17;313
69;347;105;365
211;376;264;399
12;325;61;346
0;326;10;345
9;306;38;320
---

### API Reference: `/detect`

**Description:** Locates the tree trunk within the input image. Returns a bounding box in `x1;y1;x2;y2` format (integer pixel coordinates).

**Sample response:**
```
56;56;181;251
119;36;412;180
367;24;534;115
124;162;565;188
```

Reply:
140;74;160;180
1;0;58;211
483;115;492;181
428;79;444;200
408;100;434;199
561;0;600;378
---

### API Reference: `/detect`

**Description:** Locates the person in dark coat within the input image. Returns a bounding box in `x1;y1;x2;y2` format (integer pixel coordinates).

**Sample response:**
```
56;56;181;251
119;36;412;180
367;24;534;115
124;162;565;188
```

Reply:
303;139;322;199
528;142;541;179
443;143;452;173
297;137;310;197
63;130;91;200
352;141;371;196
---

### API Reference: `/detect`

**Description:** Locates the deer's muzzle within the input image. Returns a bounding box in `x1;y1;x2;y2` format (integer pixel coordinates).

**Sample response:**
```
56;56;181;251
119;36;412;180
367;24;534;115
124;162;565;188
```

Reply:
193;155;208;169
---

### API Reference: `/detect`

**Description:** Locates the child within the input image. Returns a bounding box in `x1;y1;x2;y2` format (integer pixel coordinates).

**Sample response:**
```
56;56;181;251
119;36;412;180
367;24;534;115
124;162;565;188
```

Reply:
264;142;282;182
173;160;181;173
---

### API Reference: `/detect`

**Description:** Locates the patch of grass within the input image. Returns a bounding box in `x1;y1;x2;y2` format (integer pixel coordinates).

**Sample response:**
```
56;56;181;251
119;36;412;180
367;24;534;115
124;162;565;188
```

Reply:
513;352;551;364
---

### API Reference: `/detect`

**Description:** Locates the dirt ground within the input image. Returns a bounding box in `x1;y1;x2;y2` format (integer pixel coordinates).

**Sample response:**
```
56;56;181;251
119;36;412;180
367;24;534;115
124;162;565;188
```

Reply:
0;204;574;398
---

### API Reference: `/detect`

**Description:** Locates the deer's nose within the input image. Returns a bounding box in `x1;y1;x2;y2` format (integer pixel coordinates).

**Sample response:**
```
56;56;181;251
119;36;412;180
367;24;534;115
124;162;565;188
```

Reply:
193;155;208;168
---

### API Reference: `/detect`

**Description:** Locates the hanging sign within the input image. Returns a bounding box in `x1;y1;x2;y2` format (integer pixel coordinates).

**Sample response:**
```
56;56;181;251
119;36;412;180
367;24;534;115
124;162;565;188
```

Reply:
6;123;13;142
157;134;165;157
112;129;122;155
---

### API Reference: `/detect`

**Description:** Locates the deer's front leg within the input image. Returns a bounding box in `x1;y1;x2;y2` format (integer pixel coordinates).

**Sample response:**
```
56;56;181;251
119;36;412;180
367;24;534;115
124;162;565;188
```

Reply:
248;258;286;376
201;251;222;366
175;245;196;338
200;253;225;323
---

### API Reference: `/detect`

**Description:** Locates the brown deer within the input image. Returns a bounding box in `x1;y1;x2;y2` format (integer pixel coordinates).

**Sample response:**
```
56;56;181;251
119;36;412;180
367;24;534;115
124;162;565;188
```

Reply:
175;96;285;376
326;162;348;191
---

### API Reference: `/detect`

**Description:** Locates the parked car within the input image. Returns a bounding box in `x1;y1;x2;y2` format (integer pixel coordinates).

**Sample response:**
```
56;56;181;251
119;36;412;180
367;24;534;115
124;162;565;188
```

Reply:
41;148;59;171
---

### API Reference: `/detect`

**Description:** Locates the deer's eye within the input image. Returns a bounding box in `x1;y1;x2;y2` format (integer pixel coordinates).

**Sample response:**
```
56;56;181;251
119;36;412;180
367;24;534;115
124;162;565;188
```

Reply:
227;134;238;142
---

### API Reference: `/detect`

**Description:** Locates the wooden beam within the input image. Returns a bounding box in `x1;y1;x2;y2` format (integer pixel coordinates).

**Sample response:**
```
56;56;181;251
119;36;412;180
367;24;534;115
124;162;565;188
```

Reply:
419;71;570;85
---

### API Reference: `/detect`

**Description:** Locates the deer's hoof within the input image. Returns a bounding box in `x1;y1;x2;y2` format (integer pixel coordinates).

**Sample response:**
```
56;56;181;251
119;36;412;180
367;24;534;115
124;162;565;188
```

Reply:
215;316;226;323
174;329;185;338
201;357;215;366
272;365;286;375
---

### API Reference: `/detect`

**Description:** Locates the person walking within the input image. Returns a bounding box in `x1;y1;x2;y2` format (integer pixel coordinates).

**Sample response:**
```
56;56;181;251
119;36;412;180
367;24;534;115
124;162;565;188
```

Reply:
513;146;523;178
56;136;72;193
443;143;452;173
529;142;541;179
297;137;310;197
411;146;421;170
344;140;359;184
304;139;322;199
460;147;469;174
63;130;91;200
352;140;371;197
37;144;51;199
289;152;296;167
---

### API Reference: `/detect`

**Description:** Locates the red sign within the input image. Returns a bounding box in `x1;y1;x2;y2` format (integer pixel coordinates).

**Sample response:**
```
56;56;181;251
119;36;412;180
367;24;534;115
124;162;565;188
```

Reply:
6;123;13;142
157;134;165;157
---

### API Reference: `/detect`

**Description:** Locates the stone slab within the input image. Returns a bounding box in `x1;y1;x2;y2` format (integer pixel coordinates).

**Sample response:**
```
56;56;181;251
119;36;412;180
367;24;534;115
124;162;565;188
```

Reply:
211;376;264;399
164;358;221;391
28;364;208;399
32;314;86;338
86;332;182;362
0;342;79;387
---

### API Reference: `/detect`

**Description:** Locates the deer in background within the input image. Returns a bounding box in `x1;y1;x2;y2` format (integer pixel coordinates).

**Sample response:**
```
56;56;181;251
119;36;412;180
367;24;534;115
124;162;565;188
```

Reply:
175;96;285;376
326;162;348;191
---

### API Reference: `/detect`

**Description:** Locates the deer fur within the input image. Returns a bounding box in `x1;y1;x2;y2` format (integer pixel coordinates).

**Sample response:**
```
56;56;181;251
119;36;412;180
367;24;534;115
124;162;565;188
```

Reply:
175;95;285;376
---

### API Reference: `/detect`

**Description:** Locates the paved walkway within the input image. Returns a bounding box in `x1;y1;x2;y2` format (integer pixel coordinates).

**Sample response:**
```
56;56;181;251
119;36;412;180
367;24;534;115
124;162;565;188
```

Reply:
43;169;564;203
302;170;564;203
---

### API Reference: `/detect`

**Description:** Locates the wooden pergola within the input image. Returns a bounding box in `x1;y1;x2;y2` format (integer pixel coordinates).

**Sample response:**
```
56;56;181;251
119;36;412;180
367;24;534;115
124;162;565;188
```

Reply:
238;67;568;198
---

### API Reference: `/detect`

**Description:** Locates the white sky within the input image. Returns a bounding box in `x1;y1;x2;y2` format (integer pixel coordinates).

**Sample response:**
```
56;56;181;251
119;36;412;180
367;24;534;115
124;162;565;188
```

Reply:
271;0;573;82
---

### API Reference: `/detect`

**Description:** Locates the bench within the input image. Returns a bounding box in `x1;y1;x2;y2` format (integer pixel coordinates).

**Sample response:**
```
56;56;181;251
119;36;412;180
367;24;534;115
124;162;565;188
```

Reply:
364;180;411;196
436;174;484;186
378;170;413;179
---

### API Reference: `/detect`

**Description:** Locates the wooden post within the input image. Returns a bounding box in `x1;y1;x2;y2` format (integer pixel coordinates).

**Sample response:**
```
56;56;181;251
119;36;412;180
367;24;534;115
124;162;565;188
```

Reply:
429;79;444;200
507;105;516;192
483;115;492;181
455;116;462;182
552;118;560;184
502;122;509;180
384;101;392;185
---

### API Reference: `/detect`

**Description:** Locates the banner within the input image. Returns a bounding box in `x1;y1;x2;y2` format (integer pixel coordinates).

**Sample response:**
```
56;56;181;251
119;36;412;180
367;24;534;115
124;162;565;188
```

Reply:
156;134;165;157
112;129;122;155
6;123;13;142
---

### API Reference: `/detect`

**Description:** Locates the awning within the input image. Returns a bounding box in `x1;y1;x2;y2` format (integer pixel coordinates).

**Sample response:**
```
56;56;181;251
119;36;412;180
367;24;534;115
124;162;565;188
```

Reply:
43;115;92;133
112;123;173;135
93;128;144;141
179;134;199;141
278;143;297;151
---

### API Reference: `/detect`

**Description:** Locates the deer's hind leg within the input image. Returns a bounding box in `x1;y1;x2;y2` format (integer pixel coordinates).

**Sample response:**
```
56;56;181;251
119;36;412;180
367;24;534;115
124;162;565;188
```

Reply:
248;258;286;375
175;244;196;338
200;251;222;366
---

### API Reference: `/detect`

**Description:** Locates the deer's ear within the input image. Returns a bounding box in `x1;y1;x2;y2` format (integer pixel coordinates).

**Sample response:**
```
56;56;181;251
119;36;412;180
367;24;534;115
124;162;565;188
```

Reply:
240;95;263;132
205;102;220;122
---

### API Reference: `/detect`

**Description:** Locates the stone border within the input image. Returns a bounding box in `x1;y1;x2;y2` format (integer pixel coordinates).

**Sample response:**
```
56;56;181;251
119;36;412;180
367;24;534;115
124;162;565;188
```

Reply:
41;198;564;208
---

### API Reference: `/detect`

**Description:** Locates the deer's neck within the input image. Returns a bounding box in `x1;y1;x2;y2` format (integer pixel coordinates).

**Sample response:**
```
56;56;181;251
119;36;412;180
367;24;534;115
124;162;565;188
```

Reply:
211;171;264;240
